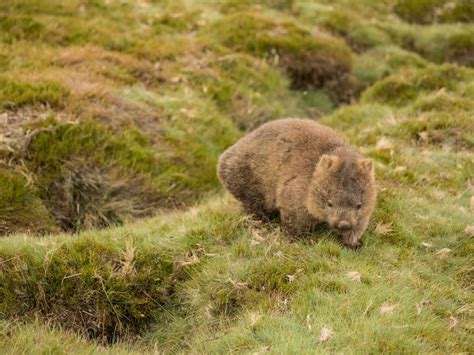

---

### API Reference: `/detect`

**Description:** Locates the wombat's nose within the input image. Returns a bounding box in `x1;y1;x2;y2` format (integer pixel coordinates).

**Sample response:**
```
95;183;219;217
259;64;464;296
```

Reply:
337;220;352;231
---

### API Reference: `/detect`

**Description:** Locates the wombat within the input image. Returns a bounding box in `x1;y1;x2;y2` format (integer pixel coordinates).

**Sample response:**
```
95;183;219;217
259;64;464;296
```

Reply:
217;118;376;248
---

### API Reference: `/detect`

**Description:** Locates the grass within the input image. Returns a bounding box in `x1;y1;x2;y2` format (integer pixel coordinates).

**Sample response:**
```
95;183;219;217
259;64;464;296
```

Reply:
206;11;356;101
0;0;473;353
0;76;68;109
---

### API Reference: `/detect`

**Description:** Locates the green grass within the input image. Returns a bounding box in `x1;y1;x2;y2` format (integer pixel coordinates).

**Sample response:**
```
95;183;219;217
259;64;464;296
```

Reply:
0;76;68;109
394;0;474;24
206;11;355;101
0;0;473;353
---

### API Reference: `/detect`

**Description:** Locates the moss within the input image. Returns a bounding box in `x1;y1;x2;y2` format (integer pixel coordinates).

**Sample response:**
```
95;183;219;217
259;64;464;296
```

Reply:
206;11;355;101
0;76;68;109
0;169;56;235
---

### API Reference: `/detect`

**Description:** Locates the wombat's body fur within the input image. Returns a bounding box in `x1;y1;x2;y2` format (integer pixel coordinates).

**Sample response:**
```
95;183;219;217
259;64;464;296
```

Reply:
217;118;376;248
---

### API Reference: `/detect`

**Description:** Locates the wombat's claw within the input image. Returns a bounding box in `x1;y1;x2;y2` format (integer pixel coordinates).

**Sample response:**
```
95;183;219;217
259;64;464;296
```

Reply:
342;235;363;250
346;241;363;250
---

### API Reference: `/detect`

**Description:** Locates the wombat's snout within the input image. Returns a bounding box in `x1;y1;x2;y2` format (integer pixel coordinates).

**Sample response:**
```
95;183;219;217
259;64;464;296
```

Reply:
336;220;352;231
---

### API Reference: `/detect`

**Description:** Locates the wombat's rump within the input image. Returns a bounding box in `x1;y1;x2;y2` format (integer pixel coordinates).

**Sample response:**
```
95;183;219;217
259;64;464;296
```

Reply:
217;118;376;248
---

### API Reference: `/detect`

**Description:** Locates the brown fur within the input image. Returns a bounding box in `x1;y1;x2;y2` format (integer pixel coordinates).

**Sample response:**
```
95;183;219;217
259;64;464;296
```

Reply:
217;118;376;248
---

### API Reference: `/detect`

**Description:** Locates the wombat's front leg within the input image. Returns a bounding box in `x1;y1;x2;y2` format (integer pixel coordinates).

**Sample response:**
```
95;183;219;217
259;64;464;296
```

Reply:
341;230;363;249
341;217;370;249
279;208;313;240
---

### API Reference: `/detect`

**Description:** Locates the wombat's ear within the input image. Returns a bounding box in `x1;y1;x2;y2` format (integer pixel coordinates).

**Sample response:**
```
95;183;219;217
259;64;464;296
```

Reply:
358;159;374;174
319;155;339;170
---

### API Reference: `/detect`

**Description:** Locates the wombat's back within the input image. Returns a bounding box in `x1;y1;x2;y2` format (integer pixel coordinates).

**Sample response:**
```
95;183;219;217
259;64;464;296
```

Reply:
217;118;346;214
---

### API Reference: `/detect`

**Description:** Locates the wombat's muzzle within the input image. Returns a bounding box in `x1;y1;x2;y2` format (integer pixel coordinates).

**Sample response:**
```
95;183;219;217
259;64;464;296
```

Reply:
335;220;352;231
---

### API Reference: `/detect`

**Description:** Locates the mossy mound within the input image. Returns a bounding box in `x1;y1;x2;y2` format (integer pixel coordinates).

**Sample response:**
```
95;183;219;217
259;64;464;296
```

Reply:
0;197;243;343
354;45;428;87
0;15;44;43
0;235;179;342
361;64;473;106
207;12;355;102
315;9;393;52
412;25;474;67
395;0;474;24
188;53;300;130
19;118;177;233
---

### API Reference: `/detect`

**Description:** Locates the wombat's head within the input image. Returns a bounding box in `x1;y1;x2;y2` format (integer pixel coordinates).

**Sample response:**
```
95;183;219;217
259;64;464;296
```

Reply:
307;154;376;248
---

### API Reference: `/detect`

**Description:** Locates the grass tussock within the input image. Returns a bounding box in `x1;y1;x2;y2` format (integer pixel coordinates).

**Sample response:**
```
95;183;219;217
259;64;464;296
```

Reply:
394;0;474;24
207;11;356;102
0;76;68;109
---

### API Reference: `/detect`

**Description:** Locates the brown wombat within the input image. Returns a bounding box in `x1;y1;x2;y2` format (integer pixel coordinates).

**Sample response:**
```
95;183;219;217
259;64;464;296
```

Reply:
217;118;376;248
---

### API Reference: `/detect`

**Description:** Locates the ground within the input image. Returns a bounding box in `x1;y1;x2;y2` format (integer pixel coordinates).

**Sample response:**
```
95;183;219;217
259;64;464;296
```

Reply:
0;0;473;353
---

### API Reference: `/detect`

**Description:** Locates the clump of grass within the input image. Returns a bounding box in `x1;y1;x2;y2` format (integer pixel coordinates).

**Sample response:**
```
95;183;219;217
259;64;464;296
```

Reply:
0;319;142;354
315;9;393;52
413;24;474;67
189;53;302;129
206;11;355;101
395;0;474;24
22;119;164;232
0;15;44;43
361;64;472;106
0;196;242;343
0;169;56;235
219;0;295;12
53;46;165;87
0;234;179;342
120;87;238;193
0;76;68;109
354;45;428;87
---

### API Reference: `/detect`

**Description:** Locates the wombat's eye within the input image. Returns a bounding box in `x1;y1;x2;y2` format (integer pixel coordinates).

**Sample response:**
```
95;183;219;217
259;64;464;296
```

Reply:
356;203;362;210
327;200;333;208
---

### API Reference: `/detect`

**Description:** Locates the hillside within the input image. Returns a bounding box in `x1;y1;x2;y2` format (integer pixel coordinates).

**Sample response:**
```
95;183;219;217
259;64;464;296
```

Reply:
0;0;473;353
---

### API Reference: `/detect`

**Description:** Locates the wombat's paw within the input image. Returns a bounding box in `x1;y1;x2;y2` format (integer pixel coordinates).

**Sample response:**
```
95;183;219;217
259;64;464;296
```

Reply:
344;239;363;250
342;231;363;249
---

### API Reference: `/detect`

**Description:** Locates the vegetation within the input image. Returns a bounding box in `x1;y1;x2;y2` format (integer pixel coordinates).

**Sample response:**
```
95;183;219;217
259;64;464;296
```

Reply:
0;0;472;353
